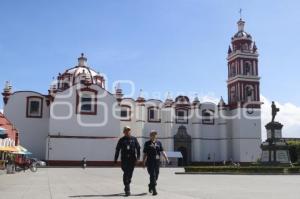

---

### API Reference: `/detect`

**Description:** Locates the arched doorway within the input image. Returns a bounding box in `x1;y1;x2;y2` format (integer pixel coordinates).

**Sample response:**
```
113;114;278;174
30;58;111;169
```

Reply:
174;126;192;166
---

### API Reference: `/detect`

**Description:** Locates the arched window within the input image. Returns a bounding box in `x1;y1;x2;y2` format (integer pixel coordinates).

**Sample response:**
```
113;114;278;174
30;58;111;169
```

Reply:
62;82;69;89
148;107;161;122
244;62;252;75
26;96;43;118
202;109;215;125
120;105;131;121
230;63;236;77
81;94;92;111
242;43;248;51
230;86;237;102
176;109;189;124
245;85;255;101
76;88;97;115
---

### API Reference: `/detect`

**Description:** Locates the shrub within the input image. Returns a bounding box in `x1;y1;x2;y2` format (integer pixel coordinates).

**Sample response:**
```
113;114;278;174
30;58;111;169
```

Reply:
184;166;300;174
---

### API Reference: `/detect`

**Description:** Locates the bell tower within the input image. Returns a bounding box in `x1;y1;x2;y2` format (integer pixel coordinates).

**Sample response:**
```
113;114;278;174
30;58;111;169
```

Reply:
227;18;262;162
227;18;260;110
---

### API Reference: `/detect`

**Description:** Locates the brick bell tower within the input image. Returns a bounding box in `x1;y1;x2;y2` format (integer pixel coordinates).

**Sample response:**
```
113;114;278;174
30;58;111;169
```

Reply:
227;18;262;162
227;18;260;110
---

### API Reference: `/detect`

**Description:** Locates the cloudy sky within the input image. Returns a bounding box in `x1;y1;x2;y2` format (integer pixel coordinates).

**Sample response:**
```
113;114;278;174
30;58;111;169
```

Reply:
0;0;300;138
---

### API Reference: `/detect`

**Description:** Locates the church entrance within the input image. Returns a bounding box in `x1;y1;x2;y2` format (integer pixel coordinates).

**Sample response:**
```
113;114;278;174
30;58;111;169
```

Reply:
174;126;192;166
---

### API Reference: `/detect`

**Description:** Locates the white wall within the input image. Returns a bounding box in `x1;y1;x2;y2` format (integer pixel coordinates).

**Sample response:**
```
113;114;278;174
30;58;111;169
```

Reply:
49;85;120;137
229;108;262;162
4;91;49;160
48;84;121;161
4;87;262;163
47;137;118;161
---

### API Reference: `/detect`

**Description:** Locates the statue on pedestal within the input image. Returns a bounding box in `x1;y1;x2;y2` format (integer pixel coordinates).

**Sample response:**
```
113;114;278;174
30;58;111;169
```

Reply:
271;101;280;123
261;101;290;164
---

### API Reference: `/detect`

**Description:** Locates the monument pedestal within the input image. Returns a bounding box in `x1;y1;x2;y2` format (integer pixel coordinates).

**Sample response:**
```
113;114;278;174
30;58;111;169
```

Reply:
261;122;290;164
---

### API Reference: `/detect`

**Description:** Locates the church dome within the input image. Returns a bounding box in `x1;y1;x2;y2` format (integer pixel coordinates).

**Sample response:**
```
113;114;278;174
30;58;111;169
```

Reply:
233;31;252;39
65;53;101;79
51;53;105;92
228;18;257;55
232;19;252;40
66;65;98;77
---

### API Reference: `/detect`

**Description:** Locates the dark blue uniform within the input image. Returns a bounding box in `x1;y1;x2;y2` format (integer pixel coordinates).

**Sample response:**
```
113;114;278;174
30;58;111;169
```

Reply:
143;140;164;191
114;136;140;193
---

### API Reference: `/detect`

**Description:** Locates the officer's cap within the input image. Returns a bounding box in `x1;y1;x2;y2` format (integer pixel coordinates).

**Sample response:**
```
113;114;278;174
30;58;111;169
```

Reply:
150;130;158;136
123;126;131;132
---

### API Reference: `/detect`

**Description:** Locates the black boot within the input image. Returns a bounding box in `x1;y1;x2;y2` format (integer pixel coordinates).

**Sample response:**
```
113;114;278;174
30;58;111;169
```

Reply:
148;184;153;193
125;191;131;197
125;185;131;196
152;187;157;196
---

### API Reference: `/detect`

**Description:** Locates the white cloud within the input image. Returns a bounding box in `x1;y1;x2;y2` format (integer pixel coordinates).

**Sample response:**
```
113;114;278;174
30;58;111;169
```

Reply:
0;109;3;114
199;95;220;104
198;94;300;140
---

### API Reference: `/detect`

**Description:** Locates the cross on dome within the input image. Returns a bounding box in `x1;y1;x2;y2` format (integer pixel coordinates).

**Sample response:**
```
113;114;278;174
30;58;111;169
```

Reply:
239;8;243;19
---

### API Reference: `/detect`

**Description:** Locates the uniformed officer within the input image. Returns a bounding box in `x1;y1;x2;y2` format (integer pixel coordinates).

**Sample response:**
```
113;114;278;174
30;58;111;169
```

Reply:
143;130;169;196
114;126;141;196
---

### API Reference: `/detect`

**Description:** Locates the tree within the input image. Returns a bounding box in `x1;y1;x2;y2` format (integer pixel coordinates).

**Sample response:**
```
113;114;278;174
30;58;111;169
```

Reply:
287;141;300;163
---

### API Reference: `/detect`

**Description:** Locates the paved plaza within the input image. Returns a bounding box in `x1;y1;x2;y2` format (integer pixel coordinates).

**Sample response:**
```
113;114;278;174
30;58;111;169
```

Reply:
0;168;300;199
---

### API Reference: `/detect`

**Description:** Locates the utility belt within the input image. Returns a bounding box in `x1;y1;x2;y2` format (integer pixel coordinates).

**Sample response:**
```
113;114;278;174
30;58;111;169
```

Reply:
147;155;161;162
146;158;161;167
121;154;136;160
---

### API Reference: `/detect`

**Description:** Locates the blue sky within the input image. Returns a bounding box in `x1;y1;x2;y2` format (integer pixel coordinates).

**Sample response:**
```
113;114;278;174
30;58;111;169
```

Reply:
1;0;300;109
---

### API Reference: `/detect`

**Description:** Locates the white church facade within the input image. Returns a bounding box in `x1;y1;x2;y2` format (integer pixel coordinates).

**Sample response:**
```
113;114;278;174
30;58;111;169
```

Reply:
2;19;262;165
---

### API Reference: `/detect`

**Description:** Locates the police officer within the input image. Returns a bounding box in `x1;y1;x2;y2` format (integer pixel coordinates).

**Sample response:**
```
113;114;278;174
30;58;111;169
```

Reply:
114;126;141;196
143;130;169;196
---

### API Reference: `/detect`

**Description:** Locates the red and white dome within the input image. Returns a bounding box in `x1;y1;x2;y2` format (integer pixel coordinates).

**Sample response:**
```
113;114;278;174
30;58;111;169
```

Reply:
232;19;252;41
50;54;105;93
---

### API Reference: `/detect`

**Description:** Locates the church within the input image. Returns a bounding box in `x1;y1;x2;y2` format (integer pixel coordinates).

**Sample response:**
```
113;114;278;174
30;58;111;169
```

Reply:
2;18;262;165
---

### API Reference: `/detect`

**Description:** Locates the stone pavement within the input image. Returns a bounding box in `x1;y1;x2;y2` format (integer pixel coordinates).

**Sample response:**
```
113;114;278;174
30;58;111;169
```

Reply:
0;167;300;199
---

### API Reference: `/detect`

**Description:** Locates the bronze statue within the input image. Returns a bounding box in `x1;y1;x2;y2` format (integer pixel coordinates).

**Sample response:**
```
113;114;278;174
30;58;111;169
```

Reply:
271;101;280;123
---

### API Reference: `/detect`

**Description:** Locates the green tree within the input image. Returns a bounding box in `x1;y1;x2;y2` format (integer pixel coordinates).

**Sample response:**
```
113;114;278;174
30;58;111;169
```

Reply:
287;141;300;163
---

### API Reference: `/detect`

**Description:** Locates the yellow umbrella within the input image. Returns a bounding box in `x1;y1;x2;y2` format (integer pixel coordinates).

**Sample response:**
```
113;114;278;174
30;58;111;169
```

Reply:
0;146;18;152
13;145;32;155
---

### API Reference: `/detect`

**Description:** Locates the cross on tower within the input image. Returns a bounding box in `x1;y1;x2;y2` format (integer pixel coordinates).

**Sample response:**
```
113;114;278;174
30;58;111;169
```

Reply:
239;8;243;19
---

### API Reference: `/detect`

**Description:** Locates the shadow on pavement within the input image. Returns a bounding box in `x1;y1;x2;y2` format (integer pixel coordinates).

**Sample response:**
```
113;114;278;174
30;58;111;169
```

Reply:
69;193;148;197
